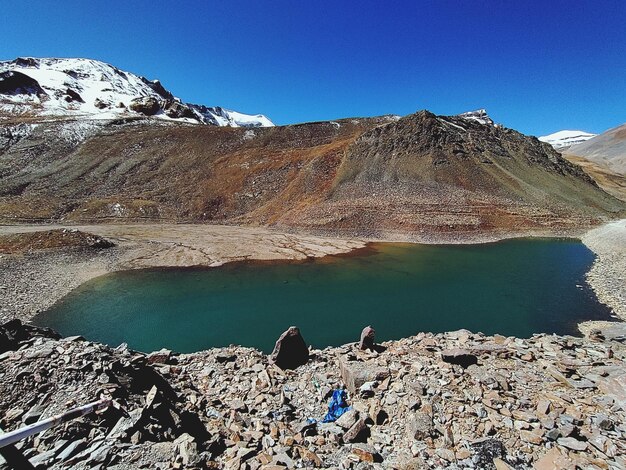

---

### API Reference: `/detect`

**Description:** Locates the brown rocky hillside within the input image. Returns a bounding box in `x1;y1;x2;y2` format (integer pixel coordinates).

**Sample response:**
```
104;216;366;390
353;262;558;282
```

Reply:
562;123;626;202
0;112;624;238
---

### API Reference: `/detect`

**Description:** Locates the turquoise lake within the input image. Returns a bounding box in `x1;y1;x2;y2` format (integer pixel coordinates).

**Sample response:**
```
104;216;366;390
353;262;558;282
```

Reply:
35;239;615;353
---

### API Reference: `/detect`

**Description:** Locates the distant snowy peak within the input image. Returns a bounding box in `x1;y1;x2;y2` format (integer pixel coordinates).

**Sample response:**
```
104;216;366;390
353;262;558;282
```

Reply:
193;105;274;128
538;130;596;149
457;109;494;126
0;57;273;127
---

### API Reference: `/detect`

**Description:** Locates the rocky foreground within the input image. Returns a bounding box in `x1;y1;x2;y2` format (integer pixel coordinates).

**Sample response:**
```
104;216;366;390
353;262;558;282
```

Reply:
1;321;625;470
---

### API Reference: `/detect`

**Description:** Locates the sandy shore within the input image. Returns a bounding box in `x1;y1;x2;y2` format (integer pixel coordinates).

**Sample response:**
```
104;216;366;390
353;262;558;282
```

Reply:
1;221;624;330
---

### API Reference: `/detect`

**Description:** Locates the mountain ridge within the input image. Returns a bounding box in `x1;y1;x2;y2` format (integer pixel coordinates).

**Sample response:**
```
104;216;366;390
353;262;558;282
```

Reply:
0;57;624;234
0;106;623;236
560;123;626;202
565;123;626;175
0;57;274;127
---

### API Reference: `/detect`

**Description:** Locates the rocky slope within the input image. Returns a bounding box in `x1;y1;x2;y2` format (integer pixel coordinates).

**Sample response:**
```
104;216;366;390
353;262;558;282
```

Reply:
279;111;625;238
564;123;626;176
562;155;626;202
559;124;626;202
0;57;273;127
1;320;625;469
0;109;623;238
581;219;626;319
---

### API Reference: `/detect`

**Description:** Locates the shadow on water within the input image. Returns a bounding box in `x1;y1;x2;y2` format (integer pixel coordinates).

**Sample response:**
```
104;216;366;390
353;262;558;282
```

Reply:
34;238;619;353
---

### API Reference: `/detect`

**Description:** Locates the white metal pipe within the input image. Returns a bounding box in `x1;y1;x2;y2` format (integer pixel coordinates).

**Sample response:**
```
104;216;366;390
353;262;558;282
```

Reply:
0;398;111;449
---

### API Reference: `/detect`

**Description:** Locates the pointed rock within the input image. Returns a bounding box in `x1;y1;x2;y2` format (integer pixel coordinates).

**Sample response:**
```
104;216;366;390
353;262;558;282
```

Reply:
269;326;309;370
359;326;376;350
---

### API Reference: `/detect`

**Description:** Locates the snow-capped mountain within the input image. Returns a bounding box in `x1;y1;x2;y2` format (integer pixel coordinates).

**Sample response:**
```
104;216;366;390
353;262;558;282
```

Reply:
457;109;494;126
538;130;596;149
0;57;273;127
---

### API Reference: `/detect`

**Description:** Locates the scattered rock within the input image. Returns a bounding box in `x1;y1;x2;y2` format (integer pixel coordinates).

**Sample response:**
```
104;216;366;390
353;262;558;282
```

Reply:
129;96;160;115
64;88;84;103
470;438;506;468
557;436;587;451
351;443;382;463
93;98;108;109
335;408;358;430
0;319;60;353
595;414;613;431
441;348;478;368
146;348;172;364
339;358;389;394
174;433;200;466
343;417;368;443
588;329;605;342
0;321;625;469
407;411;433;440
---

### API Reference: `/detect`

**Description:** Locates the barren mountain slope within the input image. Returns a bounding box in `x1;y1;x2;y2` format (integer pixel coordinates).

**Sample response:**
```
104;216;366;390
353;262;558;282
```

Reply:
561;123;626;202
563;154;626;202
282;111;625;238
0;111;623;238
0;116;391;222
564;123;626;175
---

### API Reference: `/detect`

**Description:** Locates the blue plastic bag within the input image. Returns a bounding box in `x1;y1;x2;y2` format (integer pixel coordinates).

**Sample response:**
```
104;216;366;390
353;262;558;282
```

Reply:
322;389;351;423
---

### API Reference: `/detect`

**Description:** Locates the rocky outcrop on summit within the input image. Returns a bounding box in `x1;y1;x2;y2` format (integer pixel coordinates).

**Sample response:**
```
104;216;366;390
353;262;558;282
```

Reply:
457;109;495;126
1;321;625;469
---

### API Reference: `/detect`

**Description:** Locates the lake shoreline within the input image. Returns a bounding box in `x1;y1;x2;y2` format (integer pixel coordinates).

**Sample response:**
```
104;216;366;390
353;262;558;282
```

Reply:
578;219;626;335
1;222;624;339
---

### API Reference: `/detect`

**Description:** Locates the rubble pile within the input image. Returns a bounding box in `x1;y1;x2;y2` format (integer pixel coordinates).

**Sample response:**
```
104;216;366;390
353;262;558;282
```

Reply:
1;320;625;469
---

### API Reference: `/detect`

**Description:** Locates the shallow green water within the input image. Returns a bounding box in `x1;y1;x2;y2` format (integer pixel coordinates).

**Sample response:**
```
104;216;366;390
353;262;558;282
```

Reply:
35;239;614;353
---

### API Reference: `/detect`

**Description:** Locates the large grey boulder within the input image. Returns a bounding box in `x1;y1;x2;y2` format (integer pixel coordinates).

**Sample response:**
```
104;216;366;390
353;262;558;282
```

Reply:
359;325;376;350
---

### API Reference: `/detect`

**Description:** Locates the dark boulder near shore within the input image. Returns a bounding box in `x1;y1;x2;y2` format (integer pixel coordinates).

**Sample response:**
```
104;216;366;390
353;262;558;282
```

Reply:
269;326;309;370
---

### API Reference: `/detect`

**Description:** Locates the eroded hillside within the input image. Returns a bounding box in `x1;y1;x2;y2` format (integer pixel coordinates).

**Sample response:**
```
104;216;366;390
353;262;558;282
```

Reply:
0;112;624;238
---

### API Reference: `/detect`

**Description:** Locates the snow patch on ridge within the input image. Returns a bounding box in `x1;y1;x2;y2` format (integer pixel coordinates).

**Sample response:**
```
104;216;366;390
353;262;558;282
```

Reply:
457;109;494;126
0;57;274;128
539;130;596;149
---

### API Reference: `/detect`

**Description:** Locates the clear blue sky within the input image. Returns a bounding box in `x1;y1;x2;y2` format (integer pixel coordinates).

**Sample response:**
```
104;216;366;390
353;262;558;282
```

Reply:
1;0;624;135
